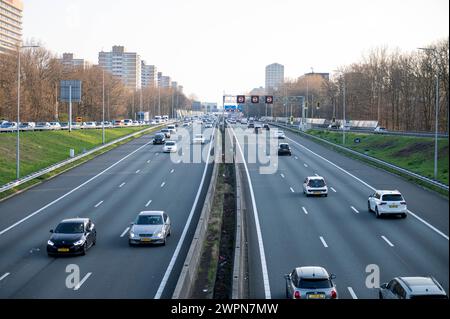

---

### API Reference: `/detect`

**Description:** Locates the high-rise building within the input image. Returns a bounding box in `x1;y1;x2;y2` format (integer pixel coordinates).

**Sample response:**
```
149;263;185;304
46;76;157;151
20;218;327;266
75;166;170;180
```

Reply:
265;63;284;91
99;46;141;90
160;75;171;88
58;53;90;70
0;0;23;54
171;81;178;90
141;61;157;88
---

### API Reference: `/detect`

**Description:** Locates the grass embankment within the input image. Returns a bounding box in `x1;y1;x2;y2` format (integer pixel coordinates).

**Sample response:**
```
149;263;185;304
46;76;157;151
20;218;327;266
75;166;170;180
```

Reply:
307;130;449;186
0;127;152;186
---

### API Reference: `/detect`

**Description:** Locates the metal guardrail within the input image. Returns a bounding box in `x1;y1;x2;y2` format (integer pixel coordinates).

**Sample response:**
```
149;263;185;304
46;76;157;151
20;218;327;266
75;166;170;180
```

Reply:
272;122;449;191
0;124;166;194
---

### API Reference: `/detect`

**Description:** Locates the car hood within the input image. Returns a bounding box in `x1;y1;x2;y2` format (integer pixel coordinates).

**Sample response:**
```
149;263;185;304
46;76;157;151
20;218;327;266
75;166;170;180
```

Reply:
50;233;84;244
131;225;163;234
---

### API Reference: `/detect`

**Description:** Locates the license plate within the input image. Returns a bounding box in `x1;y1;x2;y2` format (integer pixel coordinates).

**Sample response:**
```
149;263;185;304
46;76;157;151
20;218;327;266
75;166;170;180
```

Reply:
308;294;325;299
57;248;70;252
314;192;321;194
390;205;398;208
141;238;152;242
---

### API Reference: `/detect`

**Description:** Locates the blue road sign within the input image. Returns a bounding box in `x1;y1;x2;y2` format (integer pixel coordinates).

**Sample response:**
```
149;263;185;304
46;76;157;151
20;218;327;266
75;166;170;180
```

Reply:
60;80;82;102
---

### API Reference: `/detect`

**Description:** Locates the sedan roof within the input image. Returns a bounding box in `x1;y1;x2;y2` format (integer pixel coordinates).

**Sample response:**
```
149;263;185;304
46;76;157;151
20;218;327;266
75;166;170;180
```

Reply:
295;266;330;279
60;218;89;224
138;211;164;216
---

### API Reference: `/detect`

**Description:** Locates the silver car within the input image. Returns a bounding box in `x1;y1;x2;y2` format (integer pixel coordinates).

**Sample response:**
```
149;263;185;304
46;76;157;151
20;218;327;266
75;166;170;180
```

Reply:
379;276;448;299
285;266;338;299
128;211;171;246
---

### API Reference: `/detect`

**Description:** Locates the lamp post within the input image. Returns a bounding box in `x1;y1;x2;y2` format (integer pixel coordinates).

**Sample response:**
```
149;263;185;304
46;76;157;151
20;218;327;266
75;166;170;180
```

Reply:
418;47;439;180
16;44;40;180
102;69;105;144
334;70;346;145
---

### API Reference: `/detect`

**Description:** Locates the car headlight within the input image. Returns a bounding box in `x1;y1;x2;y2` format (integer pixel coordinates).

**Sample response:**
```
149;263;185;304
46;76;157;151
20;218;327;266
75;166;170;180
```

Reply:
155;231;164;238
74;239;85;246
130;232;137;238
47;240;54;246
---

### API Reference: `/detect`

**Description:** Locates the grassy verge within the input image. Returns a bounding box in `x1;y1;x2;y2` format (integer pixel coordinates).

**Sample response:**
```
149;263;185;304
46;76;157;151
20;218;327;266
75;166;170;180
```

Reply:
0;126;160;201
306;130;449;185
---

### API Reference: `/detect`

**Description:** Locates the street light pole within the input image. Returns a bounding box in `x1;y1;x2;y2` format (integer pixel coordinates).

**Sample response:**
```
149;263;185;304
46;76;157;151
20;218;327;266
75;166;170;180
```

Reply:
102;69;105;144
419;47;439;180
16;45;39;180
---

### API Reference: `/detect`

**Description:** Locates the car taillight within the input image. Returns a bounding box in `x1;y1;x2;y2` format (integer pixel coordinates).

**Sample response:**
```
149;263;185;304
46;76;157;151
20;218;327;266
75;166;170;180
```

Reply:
294;291;301;299
331;289;337;299
401;202;406;205
379;202;387;205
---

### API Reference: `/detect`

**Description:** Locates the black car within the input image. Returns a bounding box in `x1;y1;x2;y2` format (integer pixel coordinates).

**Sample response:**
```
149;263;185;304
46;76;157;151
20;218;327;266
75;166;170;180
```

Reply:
263;124;270;131
153;133;166;144
278;143;292;156
47;218;96;257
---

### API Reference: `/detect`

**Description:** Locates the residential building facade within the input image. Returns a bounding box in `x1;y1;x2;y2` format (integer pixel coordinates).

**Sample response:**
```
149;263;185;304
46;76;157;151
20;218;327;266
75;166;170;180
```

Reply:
141;62;157;88
99;46;141;90
58;53;90;70
0;0;22;54
265;63;284;91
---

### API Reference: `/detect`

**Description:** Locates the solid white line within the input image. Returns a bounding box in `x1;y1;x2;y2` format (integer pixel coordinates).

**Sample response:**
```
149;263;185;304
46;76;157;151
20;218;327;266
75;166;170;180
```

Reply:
304;163;308;167
147;160;151;164
74;272;92;291
170;169;175;174
330;187;337;193
295;156;298;160
302;207;309;215
320;236;328;248
135;169;141;174
119;182;126;188
0;272;10;281
0;139;154;237
381;235;394;247
154;128;215;299
94;201;103;208
177;159;182;164
286;136;449;241
230;126;272;299
290;187;295;193
351;206;360;214
160;182;166;188
120;227;130;238
348;287;358;299
280;174;285;179
145;200;152;207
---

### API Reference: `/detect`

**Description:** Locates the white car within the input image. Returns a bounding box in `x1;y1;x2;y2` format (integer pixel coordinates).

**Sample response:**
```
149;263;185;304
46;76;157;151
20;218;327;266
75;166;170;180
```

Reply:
368;190;407;218
274;130;286;139
303;176;328;197
34;122;51;131
123;119;134;126
193;134;206;144
82;122;97;129
49;122;61;130
163;141;178;153
374;126;387;133
167;125;176;134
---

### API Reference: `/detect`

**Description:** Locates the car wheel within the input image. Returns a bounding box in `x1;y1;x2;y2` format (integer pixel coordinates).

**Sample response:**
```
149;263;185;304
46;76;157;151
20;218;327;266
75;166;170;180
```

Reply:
81;243;87;255
368;201;372;212
379;291;383;299
401;213;407;219
162;238;166;246
375;207;381;219
286;287;290;299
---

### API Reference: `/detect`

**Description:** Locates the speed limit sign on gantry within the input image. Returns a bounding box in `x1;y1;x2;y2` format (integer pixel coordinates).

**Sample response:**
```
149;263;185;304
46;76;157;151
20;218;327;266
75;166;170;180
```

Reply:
265;96;274;104
237;95;246;104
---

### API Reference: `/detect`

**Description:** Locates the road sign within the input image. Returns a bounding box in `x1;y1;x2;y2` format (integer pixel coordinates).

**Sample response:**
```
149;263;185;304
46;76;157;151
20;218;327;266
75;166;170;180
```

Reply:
251;96;260;104
237;95;246;104
60;80;82;102
265;96;274;104
76;117;82;122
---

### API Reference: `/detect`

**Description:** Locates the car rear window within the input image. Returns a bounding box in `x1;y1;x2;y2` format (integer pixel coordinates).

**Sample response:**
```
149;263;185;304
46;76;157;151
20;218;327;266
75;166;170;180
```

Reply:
382;194;403;201
280;144;289;149
308;179;325;187
298;278;332;289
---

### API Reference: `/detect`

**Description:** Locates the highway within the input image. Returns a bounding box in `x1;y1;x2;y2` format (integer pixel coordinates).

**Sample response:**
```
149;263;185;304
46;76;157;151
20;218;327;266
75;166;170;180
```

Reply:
0;124;214;298
231;123;448;299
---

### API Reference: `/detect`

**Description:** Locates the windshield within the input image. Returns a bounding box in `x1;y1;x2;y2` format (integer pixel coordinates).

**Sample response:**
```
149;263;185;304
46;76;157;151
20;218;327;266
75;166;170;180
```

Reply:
166;142;175;146
55;222;84;234
382;194;403;201
136;215;163;225
298;278;332;289
308;179;325;187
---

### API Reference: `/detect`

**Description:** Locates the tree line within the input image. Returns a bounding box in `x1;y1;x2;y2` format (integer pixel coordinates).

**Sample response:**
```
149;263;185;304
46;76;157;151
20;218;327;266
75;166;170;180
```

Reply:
266;37;449;133
0;45;192;122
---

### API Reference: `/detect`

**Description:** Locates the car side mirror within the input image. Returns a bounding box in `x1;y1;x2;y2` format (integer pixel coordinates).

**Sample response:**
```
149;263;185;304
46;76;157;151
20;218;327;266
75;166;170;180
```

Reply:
284;274;290;280
380;283;387;289
330;274;336;280
49;229;54;233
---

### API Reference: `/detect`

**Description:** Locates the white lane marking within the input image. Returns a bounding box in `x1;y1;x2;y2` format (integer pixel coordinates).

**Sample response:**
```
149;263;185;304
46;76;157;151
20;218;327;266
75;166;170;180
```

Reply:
381;235;394;247
119;182;126;188
160;182;166;188
145;200;152;207
94;201;104;208
295;156;298;160
314;173;319;177
280;174;285;179
290;187;295;193
0;273;10;281
120;227;130;238
351;206;360;214
286;136;449;241
170;169;175;174
320;236;328;248
230;126;272;299
304;163;308;167
330;187;337;193
177;159;182;164
0;139;154;237
135;169;141;174
302;207;309;215
74;272;92;291
155;153;159;156
154;128;215;299
147;160;151;164
348;287;358;299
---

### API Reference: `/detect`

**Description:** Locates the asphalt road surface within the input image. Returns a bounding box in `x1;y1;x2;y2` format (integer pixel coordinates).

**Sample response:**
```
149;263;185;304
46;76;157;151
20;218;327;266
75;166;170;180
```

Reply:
0;124;214;299
231;123;448;299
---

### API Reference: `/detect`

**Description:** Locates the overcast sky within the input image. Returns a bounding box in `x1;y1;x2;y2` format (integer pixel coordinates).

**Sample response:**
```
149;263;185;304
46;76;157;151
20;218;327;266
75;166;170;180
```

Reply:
23;0;449;104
